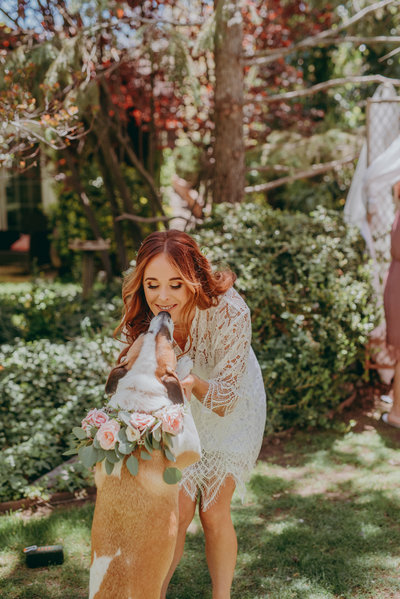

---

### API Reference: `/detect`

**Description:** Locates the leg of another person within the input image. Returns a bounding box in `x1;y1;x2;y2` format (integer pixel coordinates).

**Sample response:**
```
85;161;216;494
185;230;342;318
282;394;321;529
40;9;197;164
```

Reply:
160;489;197;599
387;361;400;425
199;476;237;599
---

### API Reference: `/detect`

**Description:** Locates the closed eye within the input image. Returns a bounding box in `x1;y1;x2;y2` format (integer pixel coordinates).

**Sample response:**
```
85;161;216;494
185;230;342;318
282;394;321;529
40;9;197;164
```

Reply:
146;283;183;290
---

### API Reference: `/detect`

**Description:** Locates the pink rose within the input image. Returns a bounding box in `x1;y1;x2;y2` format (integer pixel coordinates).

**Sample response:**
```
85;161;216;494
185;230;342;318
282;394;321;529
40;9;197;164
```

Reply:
82;408;109;437
129;412;156;432
96;420;120;450
155;405;183;435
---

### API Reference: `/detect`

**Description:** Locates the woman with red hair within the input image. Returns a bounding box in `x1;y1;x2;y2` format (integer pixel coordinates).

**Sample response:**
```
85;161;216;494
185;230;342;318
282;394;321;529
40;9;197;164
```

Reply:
116;230;266;599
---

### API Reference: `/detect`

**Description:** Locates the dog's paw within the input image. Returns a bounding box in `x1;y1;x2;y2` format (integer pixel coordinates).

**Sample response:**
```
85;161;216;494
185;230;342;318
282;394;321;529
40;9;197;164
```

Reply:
176;356;194;380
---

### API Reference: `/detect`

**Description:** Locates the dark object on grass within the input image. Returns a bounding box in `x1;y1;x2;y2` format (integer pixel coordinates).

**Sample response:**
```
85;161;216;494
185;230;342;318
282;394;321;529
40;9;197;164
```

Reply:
23;544;64;568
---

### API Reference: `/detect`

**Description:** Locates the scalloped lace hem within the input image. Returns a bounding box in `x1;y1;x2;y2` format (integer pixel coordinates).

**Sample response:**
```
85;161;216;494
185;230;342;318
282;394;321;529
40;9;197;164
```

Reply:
180;452;251;511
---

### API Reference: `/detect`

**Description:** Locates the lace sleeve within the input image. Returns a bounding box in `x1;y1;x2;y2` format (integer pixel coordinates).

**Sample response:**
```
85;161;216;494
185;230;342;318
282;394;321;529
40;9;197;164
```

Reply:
202;300;251;416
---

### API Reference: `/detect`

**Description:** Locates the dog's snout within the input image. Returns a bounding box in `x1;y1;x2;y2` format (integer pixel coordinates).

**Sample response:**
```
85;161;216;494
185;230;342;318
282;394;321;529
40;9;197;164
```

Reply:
149;311;174;340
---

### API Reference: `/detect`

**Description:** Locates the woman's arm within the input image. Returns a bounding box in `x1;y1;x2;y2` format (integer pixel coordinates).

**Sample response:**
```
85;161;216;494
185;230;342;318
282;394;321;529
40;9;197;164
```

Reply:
180;373;209;402
181;302;252;417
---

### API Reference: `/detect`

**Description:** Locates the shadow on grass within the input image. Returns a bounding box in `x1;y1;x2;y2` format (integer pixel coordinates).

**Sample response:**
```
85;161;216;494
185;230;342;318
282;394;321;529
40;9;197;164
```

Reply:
0;504;93;599
1;420;400;599
231;474;400;599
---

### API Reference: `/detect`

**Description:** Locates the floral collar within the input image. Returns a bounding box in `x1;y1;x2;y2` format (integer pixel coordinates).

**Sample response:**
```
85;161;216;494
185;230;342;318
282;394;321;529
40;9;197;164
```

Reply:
66;404;185;485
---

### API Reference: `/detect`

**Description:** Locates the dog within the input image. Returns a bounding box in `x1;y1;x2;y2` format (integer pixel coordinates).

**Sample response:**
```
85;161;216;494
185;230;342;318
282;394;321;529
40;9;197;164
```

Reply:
89;311;201;599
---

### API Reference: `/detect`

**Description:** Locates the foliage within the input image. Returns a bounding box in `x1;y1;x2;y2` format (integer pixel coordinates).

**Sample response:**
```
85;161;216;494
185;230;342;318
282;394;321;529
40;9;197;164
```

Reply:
0;280;124;501
49;159;152;276
0;280;122;343
195;202;376;432
0;334;120;501
246;128;361;213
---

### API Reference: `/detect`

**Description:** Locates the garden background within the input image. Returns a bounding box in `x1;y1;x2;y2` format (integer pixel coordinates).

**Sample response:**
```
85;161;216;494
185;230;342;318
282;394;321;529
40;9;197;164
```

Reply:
0;1;400;598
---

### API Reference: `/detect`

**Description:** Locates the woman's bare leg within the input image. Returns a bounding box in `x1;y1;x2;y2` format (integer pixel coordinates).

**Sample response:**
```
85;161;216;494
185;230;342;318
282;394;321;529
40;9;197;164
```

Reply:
199;477;237;599
160;489;197;599
387;361;400;424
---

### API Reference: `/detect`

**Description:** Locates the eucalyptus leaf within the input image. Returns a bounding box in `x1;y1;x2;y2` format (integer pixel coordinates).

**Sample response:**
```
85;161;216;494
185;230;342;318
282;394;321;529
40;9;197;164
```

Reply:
105;459;114;475
144;437;153;454
97;449;106;461
73;426;87;440
164;447;176;462
140;450;152;461
152;438;161;450
63;448;78;456
114;446;124;460
93;436;101;449
118;428;128;443
126;455;139;476
118;442;134;455
163;431;173;444
163;467;182;485
118;411;132;427
153;426;161;442
105;450;120;463
79;444;98;468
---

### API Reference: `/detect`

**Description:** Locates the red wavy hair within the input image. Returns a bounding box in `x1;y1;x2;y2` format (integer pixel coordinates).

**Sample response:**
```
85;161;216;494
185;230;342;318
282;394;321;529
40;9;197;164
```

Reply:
115;230;235;357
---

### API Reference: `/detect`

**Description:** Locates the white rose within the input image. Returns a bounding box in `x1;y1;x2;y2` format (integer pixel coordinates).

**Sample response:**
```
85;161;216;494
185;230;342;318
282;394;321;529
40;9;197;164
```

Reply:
126;426;141;442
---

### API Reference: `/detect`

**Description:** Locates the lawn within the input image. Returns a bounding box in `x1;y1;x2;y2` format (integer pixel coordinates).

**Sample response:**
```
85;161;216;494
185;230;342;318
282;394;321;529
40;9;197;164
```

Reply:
1;403;399;599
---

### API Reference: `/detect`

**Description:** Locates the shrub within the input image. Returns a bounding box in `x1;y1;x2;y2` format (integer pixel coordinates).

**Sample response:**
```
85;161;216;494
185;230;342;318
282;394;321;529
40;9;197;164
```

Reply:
0;281;123;343
0;335;120;501
195;203;376;432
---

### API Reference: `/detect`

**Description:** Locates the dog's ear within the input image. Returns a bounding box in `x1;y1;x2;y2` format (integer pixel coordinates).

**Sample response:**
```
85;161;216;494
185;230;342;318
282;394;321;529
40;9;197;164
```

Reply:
105;365;127;395
161;372;185;405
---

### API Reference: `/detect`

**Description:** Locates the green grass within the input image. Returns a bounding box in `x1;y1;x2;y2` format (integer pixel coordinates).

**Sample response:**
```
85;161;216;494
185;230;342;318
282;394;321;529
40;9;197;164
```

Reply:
1;421;400;599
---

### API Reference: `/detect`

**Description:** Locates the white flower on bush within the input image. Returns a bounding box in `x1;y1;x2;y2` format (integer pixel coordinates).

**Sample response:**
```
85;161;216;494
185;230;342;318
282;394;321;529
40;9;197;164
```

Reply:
154;405;184;435
81;408;109;437
96;419;120;450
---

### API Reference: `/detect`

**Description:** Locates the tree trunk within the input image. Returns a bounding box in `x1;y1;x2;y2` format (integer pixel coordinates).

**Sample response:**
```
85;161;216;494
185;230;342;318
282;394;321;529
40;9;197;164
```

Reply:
97;149;129;272
94;123;143;246
65;151;113;281
213;0;245;204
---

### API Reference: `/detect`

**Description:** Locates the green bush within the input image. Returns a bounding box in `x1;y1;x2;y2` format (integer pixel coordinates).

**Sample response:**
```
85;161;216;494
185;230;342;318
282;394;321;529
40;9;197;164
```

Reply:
0;335;120;501
195;203;376;432
0;281;122;343
0;280;124;501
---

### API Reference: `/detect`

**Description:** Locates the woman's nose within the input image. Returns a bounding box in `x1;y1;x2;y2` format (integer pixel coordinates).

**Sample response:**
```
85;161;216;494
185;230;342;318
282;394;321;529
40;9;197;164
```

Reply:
157;286;170;302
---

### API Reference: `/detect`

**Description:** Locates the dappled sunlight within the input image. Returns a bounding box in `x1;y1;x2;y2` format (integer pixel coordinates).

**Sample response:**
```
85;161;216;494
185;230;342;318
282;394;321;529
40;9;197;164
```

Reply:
230;431;400;598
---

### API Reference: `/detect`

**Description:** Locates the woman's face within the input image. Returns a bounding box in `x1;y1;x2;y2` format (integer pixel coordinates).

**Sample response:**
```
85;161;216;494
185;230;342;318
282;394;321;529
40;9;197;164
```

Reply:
143;253;191;325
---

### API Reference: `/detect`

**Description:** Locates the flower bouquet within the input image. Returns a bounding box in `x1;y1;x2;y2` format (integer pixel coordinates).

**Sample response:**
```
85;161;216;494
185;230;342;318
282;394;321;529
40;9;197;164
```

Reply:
65;404;186;485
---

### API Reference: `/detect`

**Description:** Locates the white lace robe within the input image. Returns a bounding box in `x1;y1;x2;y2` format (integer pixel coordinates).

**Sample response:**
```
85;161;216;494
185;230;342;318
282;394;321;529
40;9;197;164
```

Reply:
176;288;266;510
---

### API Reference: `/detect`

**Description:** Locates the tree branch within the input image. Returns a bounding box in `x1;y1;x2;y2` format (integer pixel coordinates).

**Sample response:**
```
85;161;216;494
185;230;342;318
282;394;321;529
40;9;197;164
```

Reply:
245;155;357;194
244;0;399;65
116;213;192;224
246;36;400;66
379;46;400;62
0;7;21;27
133;16;204;27
250;75;400;104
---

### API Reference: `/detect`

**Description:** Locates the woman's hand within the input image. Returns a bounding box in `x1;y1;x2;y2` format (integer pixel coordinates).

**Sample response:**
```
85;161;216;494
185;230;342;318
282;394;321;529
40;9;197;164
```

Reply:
180;373;210;403
180;374;195;401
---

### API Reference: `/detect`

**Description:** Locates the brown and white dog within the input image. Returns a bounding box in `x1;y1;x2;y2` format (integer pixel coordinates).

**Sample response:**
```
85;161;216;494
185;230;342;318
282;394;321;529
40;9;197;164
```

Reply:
89;311;200;599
